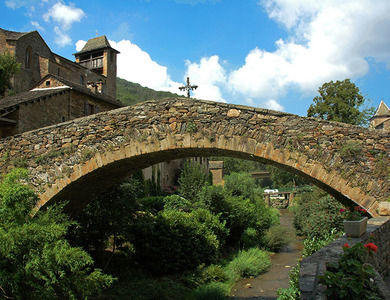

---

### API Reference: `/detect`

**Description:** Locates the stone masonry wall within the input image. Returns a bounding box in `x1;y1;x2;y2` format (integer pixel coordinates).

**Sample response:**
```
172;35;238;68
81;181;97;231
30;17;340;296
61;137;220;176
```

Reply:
0;98;389;215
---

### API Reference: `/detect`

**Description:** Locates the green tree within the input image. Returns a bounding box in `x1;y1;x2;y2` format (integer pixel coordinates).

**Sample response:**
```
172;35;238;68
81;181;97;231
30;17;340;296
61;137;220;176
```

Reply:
267;165;308;188
0;52;20;96
0;169;114;299
307;79;374;126
178;160;211;202
71;178;140;268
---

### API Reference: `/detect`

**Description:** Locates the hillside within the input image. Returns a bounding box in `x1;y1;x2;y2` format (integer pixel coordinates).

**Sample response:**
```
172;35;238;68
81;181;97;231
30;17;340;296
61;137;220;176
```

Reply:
116;77;181;106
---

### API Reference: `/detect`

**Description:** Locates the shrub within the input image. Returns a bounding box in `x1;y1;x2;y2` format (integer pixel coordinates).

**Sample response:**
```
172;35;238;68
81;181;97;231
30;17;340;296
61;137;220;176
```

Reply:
225;248;271;281
191;282;230;300
128;208;227;274
138;195;165;212
264;224;294;252
0;169;114;299
178;160;210;202
293;190;344;238
240;227;262;248
199;264;228;284
163;194;193;211
224;172;256;200
302;228;342;257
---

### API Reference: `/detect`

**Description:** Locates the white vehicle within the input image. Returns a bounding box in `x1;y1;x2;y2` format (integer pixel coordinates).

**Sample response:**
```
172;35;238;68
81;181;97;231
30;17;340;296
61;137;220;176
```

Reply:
264;189;279;194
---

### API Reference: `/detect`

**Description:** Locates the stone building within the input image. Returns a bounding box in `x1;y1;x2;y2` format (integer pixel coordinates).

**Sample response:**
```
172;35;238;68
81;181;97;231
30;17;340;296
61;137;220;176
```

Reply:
0;74;122;137
0;28;122;138
370;101;390;131
0;28;119;99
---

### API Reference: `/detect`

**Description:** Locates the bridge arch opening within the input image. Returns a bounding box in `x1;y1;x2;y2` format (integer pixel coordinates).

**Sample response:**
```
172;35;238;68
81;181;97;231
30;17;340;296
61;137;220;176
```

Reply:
37;137;372;216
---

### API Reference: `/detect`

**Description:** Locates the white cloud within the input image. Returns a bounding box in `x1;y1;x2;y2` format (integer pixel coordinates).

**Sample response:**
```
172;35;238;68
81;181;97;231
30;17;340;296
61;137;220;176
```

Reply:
264;99;284;111
43;2;85;30
108;40;182;94
75;40;87;52
31;21;44;31
185;56;227;102
226;0;390;104
53;26;71;47
5;0;29;9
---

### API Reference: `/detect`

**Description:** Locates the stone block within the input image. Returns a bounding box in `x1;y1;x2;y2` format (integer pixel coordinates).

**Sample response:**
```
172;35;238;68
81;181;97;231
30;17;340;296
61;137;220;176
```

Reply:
379;202;390;216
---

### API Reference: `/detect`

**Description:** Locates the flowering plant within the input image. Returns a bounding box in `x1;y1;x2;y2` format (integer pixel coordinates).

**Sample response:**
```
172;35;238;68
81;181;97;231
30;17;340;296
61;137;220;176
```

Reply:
339;206;367;221
320;242;380;299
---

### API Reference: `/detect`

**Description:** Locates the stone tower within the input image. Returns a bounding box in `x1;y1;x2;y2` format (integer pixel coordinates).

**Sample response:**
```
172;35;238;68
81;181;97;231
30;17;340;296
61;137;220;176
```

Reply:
73;36;119;100
370;101;390;131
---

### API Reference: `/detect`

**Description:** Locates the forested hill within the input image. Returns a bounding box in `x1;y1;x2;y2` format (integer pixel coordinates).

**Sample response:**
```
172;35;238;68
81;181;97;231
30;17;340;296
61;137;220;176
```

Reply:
116;77;181;106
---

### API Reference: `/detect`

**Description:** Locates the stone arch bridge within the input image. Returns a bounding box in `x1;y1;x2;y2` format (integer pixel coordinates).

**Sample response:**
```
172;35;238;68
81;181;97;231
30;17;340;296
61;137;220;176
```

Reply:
1;98;389;216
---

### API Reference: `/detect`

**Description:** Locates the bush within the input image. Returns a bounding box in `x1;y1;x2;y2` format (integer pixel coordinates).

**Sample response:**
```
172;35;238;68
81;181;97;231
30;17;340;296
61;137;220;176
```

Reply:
302;228;342;257
128;208;227;274
199;264;228;284
0;169;114;299
293;190;344;238
138;195;166;212
163;194;193;211
240;227;262;248
264;224;294;252
178;160;210;202
191;282;230;300
224;172;256;200
225;248;271;281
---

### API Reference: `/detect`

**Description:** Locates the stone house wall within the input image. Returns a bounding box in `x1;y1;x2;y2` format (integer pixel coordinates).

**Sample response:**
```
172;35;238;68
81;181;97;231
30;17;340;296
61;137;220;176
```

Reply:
69;90;118;120
4;89;119;137
11;31;52;93
18;90;69;133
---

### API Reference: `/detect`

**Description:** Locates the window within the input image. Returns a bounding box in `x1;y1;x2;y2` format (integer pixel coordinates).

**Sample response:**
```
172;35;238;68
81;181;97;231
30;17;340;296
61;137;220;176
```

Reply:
25;47;31;69
80;75;85;85
84;102;100;116
45;80;51;86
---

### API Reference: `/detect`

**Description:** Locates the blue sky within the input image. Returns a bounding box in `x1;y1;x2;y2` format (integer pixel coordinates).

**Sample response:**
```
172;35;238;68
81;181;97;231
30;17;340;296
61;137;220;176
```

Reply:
1;0;390;116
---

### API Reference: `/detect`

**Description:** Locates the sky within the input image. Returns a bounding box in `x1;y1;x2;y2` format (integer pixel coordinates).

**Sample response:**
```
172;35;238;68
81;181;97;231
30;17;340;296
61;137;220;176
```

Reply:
1;0;390;116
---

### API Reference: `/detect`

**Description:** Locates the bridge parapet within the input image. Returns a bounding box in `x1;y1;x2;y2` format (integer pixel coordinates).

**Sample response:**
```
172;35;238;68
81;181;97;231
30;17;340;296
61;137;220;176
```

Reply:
0;98;388;215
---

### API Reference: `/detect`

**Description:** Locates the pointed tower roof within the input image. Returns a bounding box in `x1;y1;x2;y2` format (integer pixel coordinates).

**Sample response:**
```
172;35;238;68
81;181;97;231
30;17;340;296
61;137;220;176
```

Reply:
73;36;119;55
374;101;390;117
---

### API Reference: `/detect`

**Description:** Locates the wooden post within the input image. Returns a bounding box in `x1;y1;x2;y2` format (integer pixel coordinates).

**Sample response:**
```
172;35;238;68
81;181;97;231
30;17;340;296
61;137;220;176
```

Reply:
265;194;271;207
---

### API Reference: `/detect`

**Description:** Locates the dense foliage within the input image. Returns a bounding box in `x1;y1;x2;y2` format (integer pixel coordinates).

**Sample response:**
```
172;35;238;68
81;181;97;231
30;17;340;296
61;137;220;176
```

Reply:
291;188;344;238
0;51;20;96
116;77;181;106
0;169;114;299
178;160;212;202
129;208;227;274
307;79;374;126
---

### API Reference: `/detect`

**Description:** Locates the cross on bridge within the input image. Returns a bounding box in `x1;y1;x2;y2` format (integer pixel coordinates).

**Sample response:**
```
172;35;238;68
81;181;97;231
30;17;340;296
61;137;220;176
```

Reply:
179;77;198;98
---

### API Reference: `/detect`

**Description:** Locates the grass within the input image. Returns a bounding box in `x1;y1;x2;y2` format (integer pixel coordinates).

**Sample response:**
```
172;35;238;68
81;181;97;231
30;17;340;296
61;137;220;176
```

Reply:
95;247;271;300
224;247;271;282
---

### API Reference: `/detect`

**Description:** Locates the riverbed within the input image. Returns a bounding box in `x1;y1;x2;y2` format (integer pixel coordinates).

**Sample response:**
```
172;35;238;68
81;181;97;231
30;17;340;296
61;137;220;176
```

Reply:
229;209;303;299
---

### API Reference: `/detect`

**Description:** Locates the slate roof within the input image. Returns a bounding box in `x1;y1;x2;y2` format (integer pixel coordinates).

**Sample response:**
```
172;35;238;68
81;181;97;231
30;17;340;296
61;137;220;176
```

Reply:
33;74;123;107
0;74;123;113
374;101;390;117
0;88;69;112
73;36;119;55
0;28;34;40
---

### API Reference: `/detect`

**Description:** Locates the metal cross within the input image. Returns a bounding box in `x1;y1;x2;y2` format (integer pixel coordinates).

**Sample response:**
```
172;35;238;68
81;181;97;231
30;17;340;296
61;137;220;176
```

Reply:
179;77;198;98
